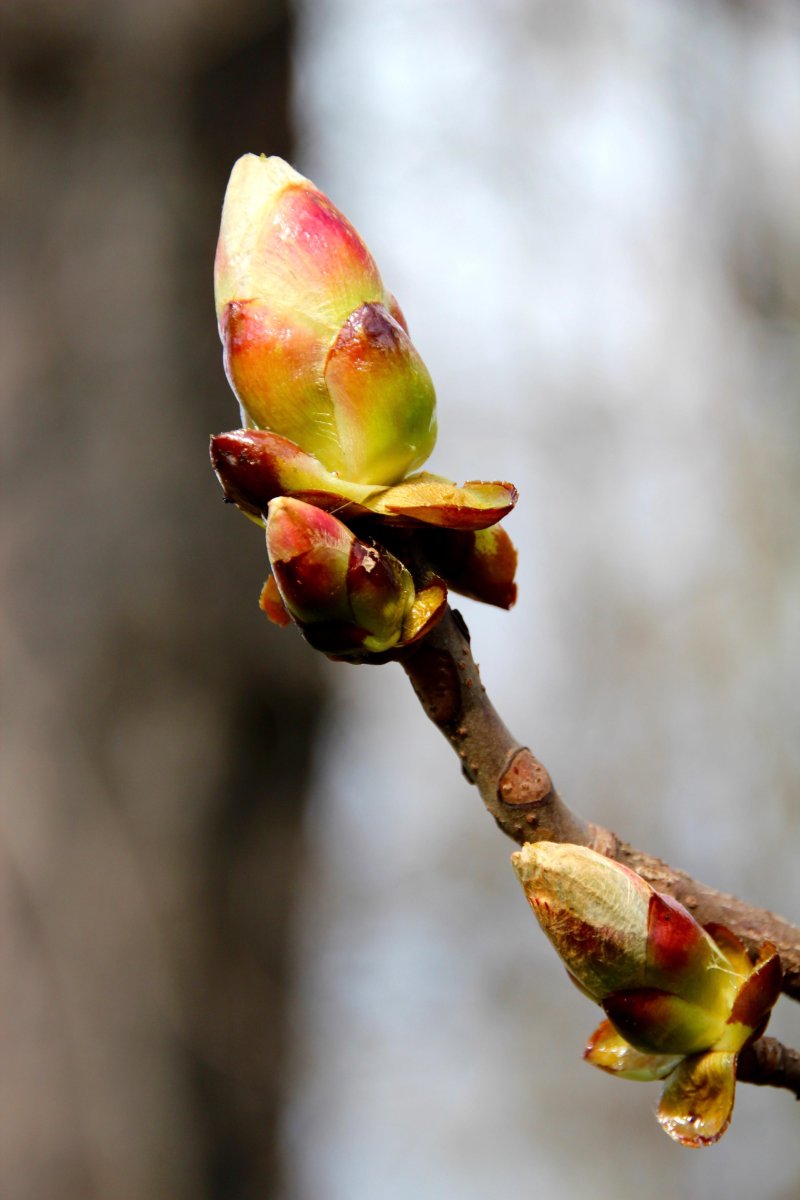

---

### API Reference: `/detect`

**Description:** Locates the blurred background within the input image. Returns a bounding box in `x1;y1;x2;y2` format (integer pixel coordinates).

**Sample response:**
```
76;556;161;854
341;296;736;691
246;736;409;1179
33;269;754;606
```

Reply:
2;0;800;1197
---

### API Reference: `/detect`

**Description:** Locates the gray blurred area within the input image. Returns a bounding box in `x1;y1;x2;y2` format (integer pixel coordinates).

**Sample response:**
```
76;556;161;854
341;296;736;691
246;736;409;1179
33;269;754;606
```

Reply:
2;2;800;1200
1;2;327;1198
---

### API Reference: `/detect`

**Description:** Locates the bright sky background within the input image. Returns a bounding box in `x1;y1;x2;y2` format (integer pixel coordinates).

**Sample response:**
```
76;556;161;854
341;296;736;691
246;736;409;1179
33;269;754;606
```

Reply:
283;3;800;1196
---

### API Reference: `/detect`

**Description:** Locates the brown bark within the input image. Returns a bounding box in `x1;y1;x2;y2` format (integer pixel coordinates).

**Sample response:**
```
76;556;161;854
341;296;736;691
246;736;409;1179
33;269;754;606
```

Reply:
402;609;800;1004
737;1038;800;1099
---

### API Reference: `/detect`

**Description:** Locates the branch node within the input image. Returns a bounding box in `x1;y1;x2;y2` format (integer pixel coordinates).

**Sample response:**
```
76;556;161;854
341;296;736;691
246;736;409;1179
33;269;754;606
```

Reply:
403;607;800;1004
498;748;553;808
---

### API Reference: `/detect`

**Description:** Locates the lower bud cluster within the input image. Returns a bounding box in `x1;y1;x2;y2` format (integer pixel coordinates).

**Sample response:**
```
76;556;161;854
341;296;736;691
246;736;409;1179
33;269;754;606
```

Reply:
512;843;782;1147
211;429;518;662
263;497;446;661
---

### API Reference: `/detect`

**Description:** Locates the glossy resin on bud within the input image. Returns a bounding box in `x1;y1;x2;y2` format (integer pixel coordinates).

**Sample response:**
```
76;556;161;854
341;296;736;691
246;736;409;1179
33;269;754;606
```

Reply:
215;154;437;486
512;842;782;1146
265;497;445;661
210;429;519;531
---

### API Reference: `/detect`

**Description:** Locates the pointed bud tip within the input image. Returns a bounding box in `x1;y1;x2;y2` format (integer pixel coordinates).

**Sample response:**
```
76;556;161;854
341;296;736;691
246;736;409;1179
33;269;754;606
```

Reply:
266;495;346;562
512;842;649;896
215;156;310;313
513;843;655;1001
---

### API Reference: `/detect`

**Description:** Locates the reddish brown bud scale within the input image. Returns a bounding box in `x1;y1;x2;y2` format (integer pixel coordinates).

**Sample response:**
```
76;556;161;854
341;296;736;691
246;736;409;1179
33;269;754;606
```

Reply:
418;526;518;609
211;429;519;532
644;891;726;1011
602;989;724;1056
267;499;354;625
727;947;782;1031
264;497;446;662
210;429;377;519
259;575;291;626
647;892;708;977
374;477;518;529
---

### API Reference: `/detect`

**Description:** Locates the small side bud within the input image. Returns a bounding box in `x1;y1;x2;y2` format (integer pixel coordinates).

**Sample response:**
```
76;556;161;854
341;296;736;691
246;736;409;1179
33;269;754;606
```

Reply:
265;498;445;660
513;841;783;1147
512;842;737;1014
512;842;652;1002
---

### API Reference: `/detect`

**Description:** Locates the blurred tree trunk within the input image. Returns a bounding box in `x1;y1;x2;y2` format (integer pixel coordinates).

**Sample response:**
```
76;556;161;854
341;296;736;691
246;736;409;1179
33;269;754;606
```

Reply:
0;4;324;1198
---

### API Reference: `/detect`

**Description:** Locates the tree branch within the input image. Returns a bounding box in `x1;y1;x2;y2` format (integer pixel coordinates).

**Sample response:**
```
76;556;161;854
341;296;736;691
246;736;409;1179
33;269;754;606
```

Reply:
737;1038;800;1098
401;608;800;1005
